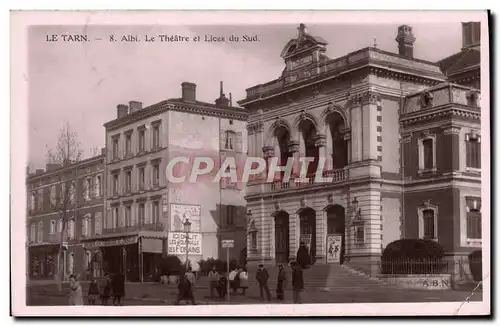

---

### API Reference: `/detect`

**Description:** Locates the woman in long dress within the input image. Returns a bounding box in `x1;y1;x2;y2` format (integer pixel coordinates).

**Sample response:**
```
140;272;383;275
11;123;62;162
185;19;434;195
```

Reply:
68;274;84;305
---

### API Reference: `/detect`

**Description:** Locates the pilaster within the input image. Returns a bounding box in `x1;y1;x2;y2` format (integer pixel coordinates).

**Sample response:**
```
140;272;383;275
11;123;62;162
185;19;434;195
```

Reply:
361;92;380;161
349;95;363;162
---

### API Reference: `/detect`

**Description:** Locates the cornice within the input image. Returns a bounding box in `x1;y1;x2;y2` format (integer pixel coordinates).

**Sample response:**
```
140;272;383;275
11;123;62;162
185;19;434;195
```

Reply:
400;106;481;127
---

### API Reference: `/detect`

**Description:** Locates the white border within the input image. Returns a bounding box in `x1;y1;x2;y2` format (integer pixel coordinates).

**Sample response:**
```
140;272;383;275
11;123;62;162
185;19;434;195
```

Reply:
9;9;491;318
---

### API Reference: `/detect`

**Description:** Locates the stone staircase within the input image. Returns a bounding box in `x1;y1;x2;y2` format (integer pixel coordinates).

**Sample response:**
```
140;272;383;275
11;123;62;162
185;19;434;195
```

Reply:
246;264;396;291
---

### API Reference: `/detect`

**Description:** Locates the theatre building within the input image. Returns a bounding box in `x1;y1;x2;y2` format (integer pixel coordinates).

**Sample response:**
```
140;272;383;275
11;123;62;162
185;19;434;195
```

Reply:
26;153;105;280
239;23;482;273
82;82;247;281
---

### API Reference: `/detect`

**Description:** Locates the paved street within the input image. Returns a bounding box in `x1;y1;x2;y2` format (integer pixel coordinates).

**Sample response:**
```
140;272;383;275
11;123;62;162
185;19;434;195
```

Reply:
26;280;482;306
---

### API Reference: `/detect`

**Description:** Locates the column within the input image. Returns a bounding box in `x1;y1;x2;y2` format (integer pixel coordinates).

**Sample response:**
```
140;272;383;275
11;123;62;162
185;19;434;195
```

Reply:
349;96;362;162
314;134;327;178
262;146;275;181
324;124;333;171
343;129;352;165
288;140;300;177
362;92;379;161
442;125;461;173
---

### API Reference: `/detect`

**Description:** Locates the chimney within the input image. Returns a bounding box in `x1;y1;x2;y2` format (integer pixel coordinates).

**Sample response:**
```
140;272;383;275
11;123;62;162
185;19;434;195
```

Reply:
229;93;233;107
462;22;480;50
35;169;44;175
46;163;60;172
396;25;416;58
215;81;230;107
129;101;143;114
181;82;197;102
117;104;129;119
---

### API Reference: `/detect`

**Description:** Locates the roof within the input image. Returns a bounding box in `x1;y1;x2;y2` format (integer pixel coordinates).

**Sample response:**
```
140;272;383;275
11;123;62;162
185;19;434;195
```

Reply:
438;48;480;77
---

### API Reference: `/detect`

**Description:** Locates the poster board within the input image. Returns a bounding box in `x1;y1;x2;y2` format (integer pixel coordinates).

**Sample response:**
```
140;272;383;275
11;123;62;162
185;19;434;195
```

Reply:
326;234;342;263
167;232;203;256
169;203;201;233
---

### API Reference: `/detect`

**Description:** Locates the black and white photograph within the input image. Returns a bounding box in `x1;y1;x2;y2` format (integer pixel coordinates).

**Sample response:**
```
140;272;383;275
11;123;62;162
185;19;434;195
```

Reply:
10;10;490;316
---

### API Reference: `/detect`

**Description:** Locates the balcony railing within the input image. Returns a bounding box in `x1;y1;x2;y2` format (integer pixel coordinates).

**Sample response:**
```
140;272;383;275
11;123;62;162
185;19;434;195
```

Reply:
266;169;348;192
103;222;165;235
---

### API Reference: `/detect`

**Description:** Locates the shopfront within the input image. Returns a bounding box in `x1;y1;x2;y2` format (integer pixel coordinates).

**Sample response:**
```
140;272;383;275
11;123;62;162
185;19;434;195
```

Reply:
28;244;59;280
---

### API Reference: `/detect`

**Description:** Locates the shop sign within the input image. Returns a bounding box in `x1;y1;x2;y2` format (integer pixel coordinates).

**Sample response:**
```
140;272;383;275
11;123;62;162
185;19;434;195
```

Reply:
84;235;138;248
167;232;202;255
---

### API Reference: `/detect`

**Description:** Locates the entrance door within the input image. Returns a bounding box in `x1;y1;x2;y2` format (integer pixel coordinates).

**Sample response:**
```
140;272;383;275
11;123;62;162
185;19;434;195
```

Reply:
299;208;317;262
275;212;290;263
326;205;346;263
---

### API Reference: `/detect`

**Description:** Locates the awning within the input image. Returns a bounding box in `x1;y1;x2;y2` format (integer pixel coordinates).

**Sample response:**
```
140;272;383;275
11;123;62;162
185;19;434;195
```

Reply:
83;235;138;249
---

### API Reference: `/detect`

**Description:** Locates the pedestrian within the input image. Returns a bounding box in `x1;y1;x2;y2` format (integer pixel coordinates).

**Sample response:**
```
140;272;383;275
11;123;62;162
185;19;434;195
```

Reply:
175;267;196;305
68;274;84;306
239;267;248;295
87;278;99;305
256;263;271;301
98;273;111;305
291;261;304;304
276;263;287;301
208;265;219;300
229;267;240;294
217;271;228;299
112;272;125;306
296;242;310;269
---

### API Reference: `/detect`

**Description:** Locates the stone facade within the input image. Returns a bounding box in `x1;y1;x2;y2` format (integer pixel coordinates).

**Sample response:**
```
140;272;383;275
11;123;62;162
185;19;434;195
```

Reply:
239;24;482;274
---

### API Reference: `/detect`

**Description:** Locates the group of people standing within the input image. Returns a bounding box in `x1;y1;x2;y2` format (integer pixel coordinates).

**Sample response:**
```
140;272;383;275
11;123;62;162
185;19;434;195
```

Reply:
67;272;125;306
256;261;304;304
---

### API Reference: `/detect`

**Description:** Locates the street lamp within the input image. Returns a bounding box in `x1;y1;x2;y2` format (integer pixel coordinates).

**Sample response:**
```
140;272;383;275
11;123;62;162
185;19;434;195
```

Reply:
183;218;191;268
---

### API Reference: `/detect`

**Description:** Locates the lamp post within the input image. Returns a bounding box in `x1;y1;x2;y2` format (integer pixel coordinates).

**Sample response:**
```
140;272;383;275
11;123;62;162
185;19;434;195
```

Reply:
183;218;191;268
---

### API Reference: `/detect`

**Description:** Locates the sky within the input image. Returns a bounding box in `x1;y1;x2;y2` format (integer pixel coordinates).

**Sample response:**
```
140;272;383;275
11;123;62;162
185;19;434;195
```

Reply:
28;22;464;169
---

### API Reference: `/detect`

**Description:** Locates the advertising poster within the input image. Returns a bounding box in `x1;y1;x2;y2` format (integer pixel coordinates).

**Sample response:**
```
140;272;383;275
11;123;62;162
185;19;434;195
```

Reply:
167;232;203;256
170;203;201;233
326;234;342;263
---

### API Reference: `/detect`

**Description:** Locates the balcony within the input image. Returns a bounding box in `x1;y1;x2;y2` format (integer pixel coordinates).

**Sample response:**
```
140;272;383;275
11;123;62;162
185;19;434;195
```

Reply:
103;222;165;235
246;168;348;195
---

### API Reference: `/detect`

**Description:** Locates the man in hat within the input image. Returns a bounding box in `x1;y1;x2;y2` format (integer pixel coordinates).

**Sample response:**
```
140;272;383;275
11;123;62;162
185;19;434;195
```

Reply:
256;263;271;301
276;263;287;301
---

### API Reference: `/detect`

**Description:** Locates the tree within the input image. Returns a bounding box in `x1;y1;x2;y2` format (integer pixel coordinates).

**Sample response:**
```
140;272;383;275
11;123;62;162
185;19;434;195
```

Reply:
45;122;85;291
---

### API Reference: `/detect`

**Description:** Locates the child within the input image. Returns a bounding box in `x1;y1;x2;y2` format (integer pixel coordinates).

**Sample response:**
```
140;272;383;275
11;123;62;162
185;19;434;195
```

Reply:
87;279;99;305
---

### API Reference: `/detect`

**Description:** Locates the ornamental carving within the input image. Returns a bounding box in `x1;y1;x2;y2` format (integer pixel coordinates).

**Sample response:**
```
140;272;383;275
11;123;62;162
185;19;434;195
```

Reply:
442;126;461;135
348;91;381;106
466;90;479;107
288;140;300;153
313;134;327;147
247;121;264;135
420;91;434;108
262;146;275;158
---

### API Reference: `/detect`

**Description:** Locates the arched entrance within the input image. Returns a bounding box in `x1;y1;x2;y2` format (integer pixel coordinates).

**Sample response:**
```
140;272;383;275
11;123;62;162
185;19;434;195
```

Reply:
299;207;317;263
326;205;346;263
299;120;319;175
274;211;290;263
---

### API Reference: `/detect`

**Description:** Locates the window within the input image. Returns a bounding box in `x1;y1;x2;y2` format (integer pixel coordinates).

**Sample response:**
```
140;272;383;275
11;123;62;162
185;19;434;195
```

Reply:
418;201;438;241
250;232;257;250
418;135;436;172
152;201;160;224
95;212;102;235
68;220;75;240
152;124;160;148
226;205;236;226
138;203;145;224
85;251;92;270
112;174;119;196
113;207;119;229
69;181;76;204
49;185;56;206
95;175;102;197
422;209;436;240
152;164;160;187
466;197;482;240
131;205;138;226
60;183;66;202
355;226;365;244
37;221;44;243
82;215;91;237
138;167;145;190
125;170;132;193
466;133;481;169
30;192;36;210
422;139;433;170
118;206;126;227
84;178;91;201
125;133;132;155
50;220;56;234
138;129;145;152
112;137;119;160
37;189;43;210
225;131;235;150
30;224;36;243
125;205;132;227
58;219;62;233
